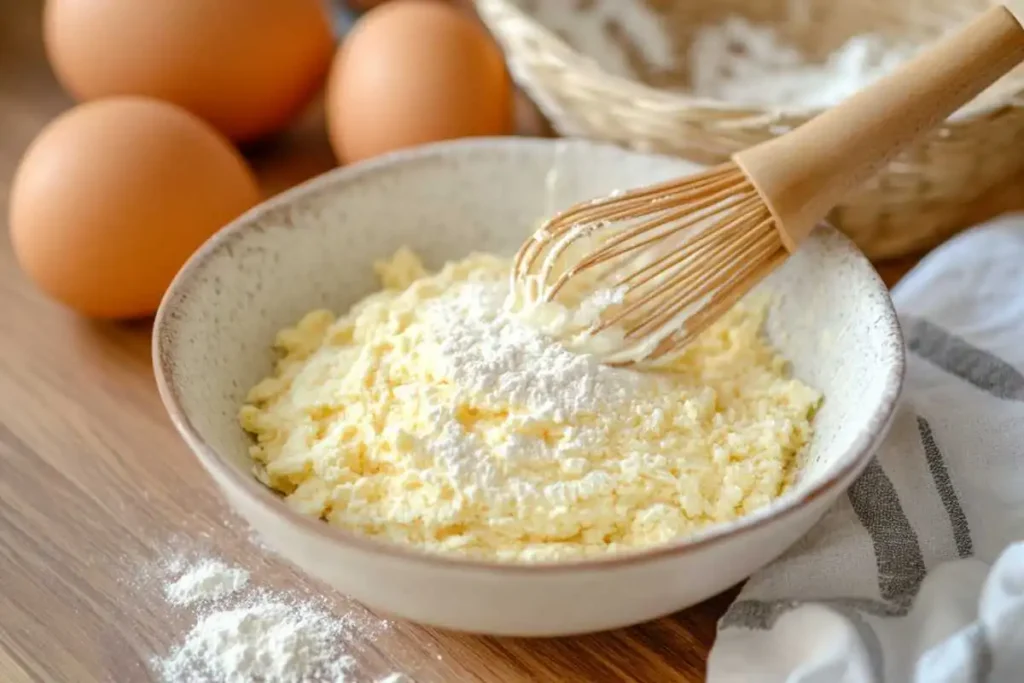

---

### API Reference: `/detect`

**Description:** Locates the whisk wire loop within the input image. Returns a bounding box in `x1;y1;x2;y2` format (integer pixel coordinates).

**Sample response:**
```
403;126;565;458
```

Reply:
513;163;783;363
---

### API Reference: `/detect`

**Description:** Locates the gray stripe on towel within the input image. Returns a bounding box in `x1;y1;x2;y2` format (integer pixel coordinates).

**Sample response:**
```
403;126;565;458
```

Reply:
848;458;927;608
917;416;973;559
904;317;1024;401
722;458;924;635
721;597;905;631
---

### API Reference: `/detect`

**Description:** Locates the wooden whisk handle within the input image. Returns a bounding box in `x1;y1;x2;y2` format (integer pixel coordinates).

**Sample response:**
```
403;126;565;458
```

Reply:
733;5;1024;252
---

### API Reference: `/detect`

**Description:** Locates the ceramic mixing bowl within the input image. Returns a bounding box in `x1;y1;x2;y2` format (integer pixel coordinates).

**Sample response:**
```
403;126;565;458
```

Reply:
154;137;904;636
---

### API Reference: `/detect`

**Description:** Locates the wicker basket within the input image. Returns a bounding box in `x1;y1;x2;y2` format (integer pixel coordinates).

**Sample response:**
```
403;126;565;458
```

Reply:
475;0;1024;259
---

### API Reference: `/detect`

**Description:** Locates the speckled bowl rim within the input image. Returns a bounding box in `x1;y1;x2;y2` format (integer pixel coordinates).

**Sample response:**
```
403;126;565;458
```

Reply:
154;136;906;574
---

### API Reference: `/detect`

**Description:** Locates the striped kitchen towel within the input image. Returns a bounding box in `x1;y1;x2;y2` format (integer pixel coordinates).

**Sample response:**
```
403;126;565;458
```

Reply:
708;213;1024;683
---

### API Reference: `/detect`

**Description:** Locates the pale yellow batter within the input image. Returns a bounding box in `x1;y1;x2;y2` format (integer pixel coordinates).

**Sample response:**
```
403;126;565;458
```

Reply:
239;249;821;562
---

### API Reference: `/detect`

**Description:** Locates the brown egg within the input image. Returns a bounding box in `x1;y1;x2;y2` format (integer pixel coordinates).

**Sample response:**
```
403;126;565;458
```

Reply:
9;98;260;319
327;0;513;164
43;0;335;142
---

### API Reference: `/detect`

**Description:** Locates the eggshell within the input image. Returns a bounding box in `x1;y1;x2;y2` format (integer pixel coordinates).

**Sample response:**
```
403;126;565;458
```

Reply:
9;98;260;319
327;0;513;164
43;0;335;142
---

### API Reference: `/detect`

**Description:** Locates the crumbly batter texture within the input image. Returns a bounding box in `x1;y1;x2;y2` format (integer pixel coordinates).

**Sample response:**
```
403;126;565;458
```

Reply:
239;249;821;562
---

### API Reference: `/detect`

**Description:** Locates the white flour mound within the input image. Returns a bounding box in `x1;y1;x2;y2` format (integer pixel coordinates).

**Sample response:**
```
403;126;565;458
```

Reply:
164;559;249;606
147;553;394;683
157;598;358;683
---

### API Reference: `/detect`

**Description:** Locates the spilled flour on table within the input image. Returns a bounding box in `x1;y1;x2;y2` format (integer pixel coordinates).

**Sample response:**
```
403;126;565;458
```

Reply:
164;558;249;606
156;596;360;683
137;549;399;682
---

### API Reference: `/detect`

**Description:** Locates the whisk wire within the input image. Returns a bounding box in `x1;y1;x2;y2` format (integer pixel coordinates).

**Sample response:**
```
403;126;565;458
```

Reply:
650;249;789;361
622;220;778;340
617;196;765;291
594;219;764;336
512;164;783;364
538;165;741;239
578;185;752;267
543;183;758;302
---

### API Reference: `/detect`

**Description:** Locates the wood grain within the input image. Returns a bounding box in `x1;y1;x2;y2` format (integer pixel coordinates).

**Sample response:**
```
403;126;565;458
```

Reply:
1;1;1022;681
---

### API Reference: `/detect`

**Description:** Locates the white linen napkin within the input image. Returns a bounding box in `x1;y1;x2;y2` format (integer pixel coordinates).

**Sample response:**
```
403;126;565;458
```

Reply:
708;213;1024;683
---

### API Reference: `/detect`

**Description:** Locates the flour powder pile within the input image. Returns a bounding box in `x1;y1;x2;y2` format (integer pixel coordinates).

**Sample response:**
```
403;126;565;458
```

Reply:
157;598;358;683
164;559;249;606
427;280;640;421
147;553;394;683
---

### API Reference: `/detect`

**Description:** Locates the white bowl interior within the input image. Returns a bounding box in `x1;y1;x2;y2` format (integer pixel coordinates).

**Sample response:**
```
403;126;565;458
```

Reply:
160;138;902;529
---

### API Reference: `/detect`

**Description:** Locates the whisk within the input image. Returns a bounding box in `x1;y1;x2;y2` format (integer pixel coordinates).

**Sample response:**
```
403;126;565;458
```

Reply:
513;5;1024;366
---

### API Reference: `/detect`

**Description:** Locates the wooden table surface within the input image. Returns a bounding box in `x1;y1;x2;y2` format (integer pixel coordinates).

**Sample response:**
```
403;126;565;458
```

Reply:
3;2;1023;682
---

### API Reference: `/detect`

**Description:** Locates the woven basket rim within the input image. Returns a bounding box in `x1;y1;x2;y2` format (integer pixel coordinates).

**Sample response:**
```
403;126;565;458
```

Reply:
476;0;1024;124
